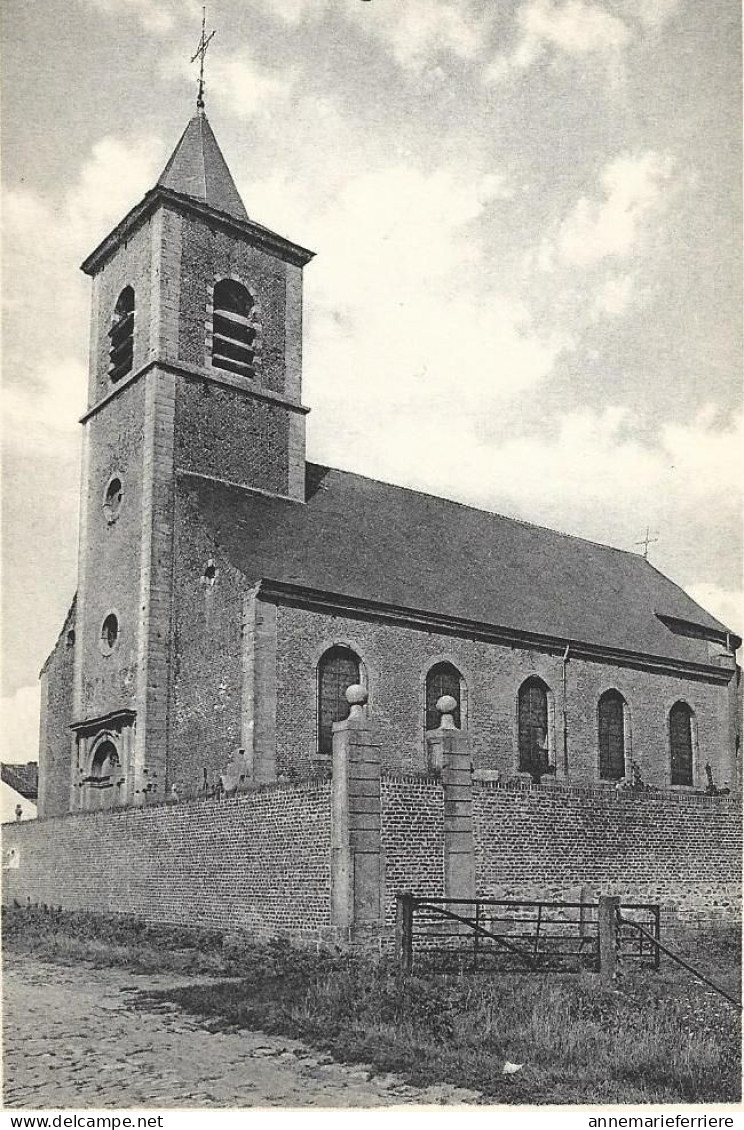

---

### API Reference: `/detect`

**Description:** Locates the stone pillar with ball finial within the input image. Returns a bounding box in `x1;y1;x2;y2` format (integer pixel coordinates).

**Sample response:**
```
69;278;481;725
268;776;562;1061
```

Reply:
427;695;476;900
330;684;384;934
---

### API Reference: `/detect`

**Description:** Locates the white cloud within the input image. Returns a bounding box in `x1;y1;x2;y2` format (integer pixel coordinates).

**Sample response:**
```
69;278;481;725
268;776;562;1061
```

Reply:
1;685;41;764
251;0;333;25
272;162;564;445
359;0;483;70
521;0;630;54
85;0;182;34
2;134;162;455
593;273;634;317
631;0;683;31
660;406;744;500
555;151;674;266
489;0;630;79
210;52;294;119
2;358;87;453
256;0;483;71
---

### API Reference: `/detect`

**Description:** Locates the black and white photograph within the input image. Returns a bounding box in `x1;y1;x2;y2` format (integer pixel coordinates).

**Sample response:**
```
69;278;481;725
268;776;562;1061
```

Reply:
1;0;741;1115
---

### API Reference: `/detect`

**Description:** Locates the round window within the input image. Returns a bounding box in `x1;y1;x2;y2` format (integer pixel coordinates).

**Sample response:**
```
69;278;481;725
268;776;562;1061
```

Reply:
100;613;119;655
103;476;123;524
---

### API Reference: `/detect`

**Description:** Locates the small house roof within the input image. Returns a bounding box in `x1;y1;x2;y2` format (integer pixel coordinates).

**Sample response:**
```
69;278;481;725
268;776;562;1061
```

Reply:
1;762;39;802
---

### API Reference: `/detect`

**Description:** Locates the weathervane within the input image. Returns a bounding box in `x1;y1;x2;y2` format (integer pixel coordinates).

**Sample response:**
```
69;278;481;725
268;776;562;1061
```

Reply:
634;526;659;560
191;6;216;112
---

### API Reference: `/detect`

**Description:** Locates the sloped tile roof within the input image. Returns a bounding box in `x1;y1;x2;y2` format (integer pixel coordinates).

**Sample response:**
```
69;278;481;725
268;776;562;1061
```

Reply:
1;762;38;801
184;464;734;667
157;111;248;222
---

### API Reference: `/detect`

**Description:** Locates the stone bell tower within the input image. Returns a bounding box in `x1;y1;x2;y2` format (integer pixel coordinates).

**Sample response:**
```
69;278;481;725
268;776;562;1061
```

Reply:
68;105;314;812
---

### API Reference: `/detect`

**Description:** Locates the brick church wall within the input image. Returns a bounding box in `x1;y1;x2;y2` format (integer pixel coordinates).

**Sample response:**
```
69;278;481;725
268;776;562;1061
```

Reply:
2;781;332;938
273;604;734;790
169;482;245;796
77;378;148;723
174;378;289;495
38;603;76;819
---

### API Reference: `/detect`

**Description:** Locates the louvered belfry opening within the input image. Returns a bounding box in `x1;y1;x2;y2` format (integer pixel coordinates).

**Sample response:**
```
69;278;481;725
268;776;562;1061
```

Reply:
212;279;256;377
518;677;549;775
318;646;361;755
599;690;626;780
670;701;694;785
425;662;462;732
109;286;134;382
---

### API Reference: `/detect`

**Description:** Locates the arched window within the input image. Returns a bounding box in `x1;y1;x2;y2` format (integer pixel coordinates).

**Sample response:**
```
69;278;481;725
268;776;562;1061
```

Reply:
317;646;361;755
425;662;462;732
212;279;256;377
109;286;134;382
598;690;626;780
670;701;694;785
518;677;550;776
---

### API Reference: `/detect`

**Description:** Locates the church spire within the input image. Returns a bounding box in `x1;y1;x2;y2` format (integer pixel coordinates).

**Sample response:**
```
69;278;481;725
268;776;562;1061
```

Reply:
156;112;249;222
154;7;248;222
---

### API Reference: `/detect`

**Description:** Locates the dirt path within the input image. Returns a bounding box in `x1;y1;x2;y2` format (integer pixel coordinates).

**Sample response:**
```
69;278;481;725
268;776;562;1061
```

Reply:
2;953;480;1109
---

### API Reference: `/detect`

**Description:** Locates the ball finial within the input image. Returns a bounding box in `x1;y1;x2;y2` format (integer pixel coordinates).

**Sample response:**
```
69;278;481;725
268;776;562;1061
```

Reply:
436;694;457;729
346;684;368;706
346;683;368;720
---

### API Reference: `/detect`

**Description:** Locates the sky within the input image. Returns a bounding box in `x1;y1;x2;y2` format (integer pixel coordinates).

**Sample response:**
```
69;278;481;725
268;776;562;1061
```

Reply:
1;0;741;762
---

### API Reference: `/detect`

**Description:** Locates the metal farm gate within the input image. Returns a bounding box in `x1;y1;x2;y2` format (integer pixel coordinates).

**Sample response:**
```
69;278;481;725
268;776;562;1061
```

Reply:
395;893;661;976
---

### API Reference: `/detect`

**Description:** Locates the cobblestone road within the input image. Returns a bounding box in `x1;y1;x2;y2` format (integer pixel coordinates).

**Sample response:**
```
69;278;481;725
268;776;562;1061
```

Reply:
3;954;480;1109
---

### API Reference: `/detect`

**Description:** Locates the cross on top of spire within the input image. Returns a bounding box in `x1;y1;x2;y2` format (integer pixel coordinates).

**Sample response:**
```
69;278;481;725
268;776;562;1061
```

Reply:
191;6;216;112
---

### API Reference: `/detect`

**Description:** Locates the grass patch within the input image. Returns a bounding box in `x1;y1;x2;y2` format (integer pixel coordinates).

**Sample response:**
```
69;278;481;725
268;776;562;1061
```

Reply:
3;905;740;1105
1;903;225;974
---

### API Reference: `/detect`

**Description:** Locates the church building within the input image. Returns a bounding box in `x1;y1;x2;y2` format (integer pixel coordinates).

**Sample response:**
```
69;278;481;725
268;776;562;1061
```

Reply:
37;105;741;821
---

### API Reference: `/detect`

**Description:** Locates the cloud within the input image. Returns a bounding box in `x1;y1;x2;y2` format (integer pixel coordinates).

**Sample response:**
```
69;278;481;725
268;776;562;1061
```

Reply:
489;0;630;79
356;0;483;71
660;406;744;500
254;0;483;72
267;161;564;446
1;685;41;764
2;134;162;456
2;358;87;453
555;151;674;266
251;0;334;26
526;150;673;284
84;0;184;34
632;0;683;31
593;274;634;317
209;52;294;119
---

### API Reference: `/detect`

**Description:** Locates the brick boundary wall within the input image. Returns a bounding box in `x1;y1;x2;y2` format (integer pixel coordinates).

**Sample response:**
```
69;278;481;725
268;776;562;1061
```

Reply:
378;777;741;929
2;777;740;938
380;775;445;926
2;780;332;940
472;782;741;927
